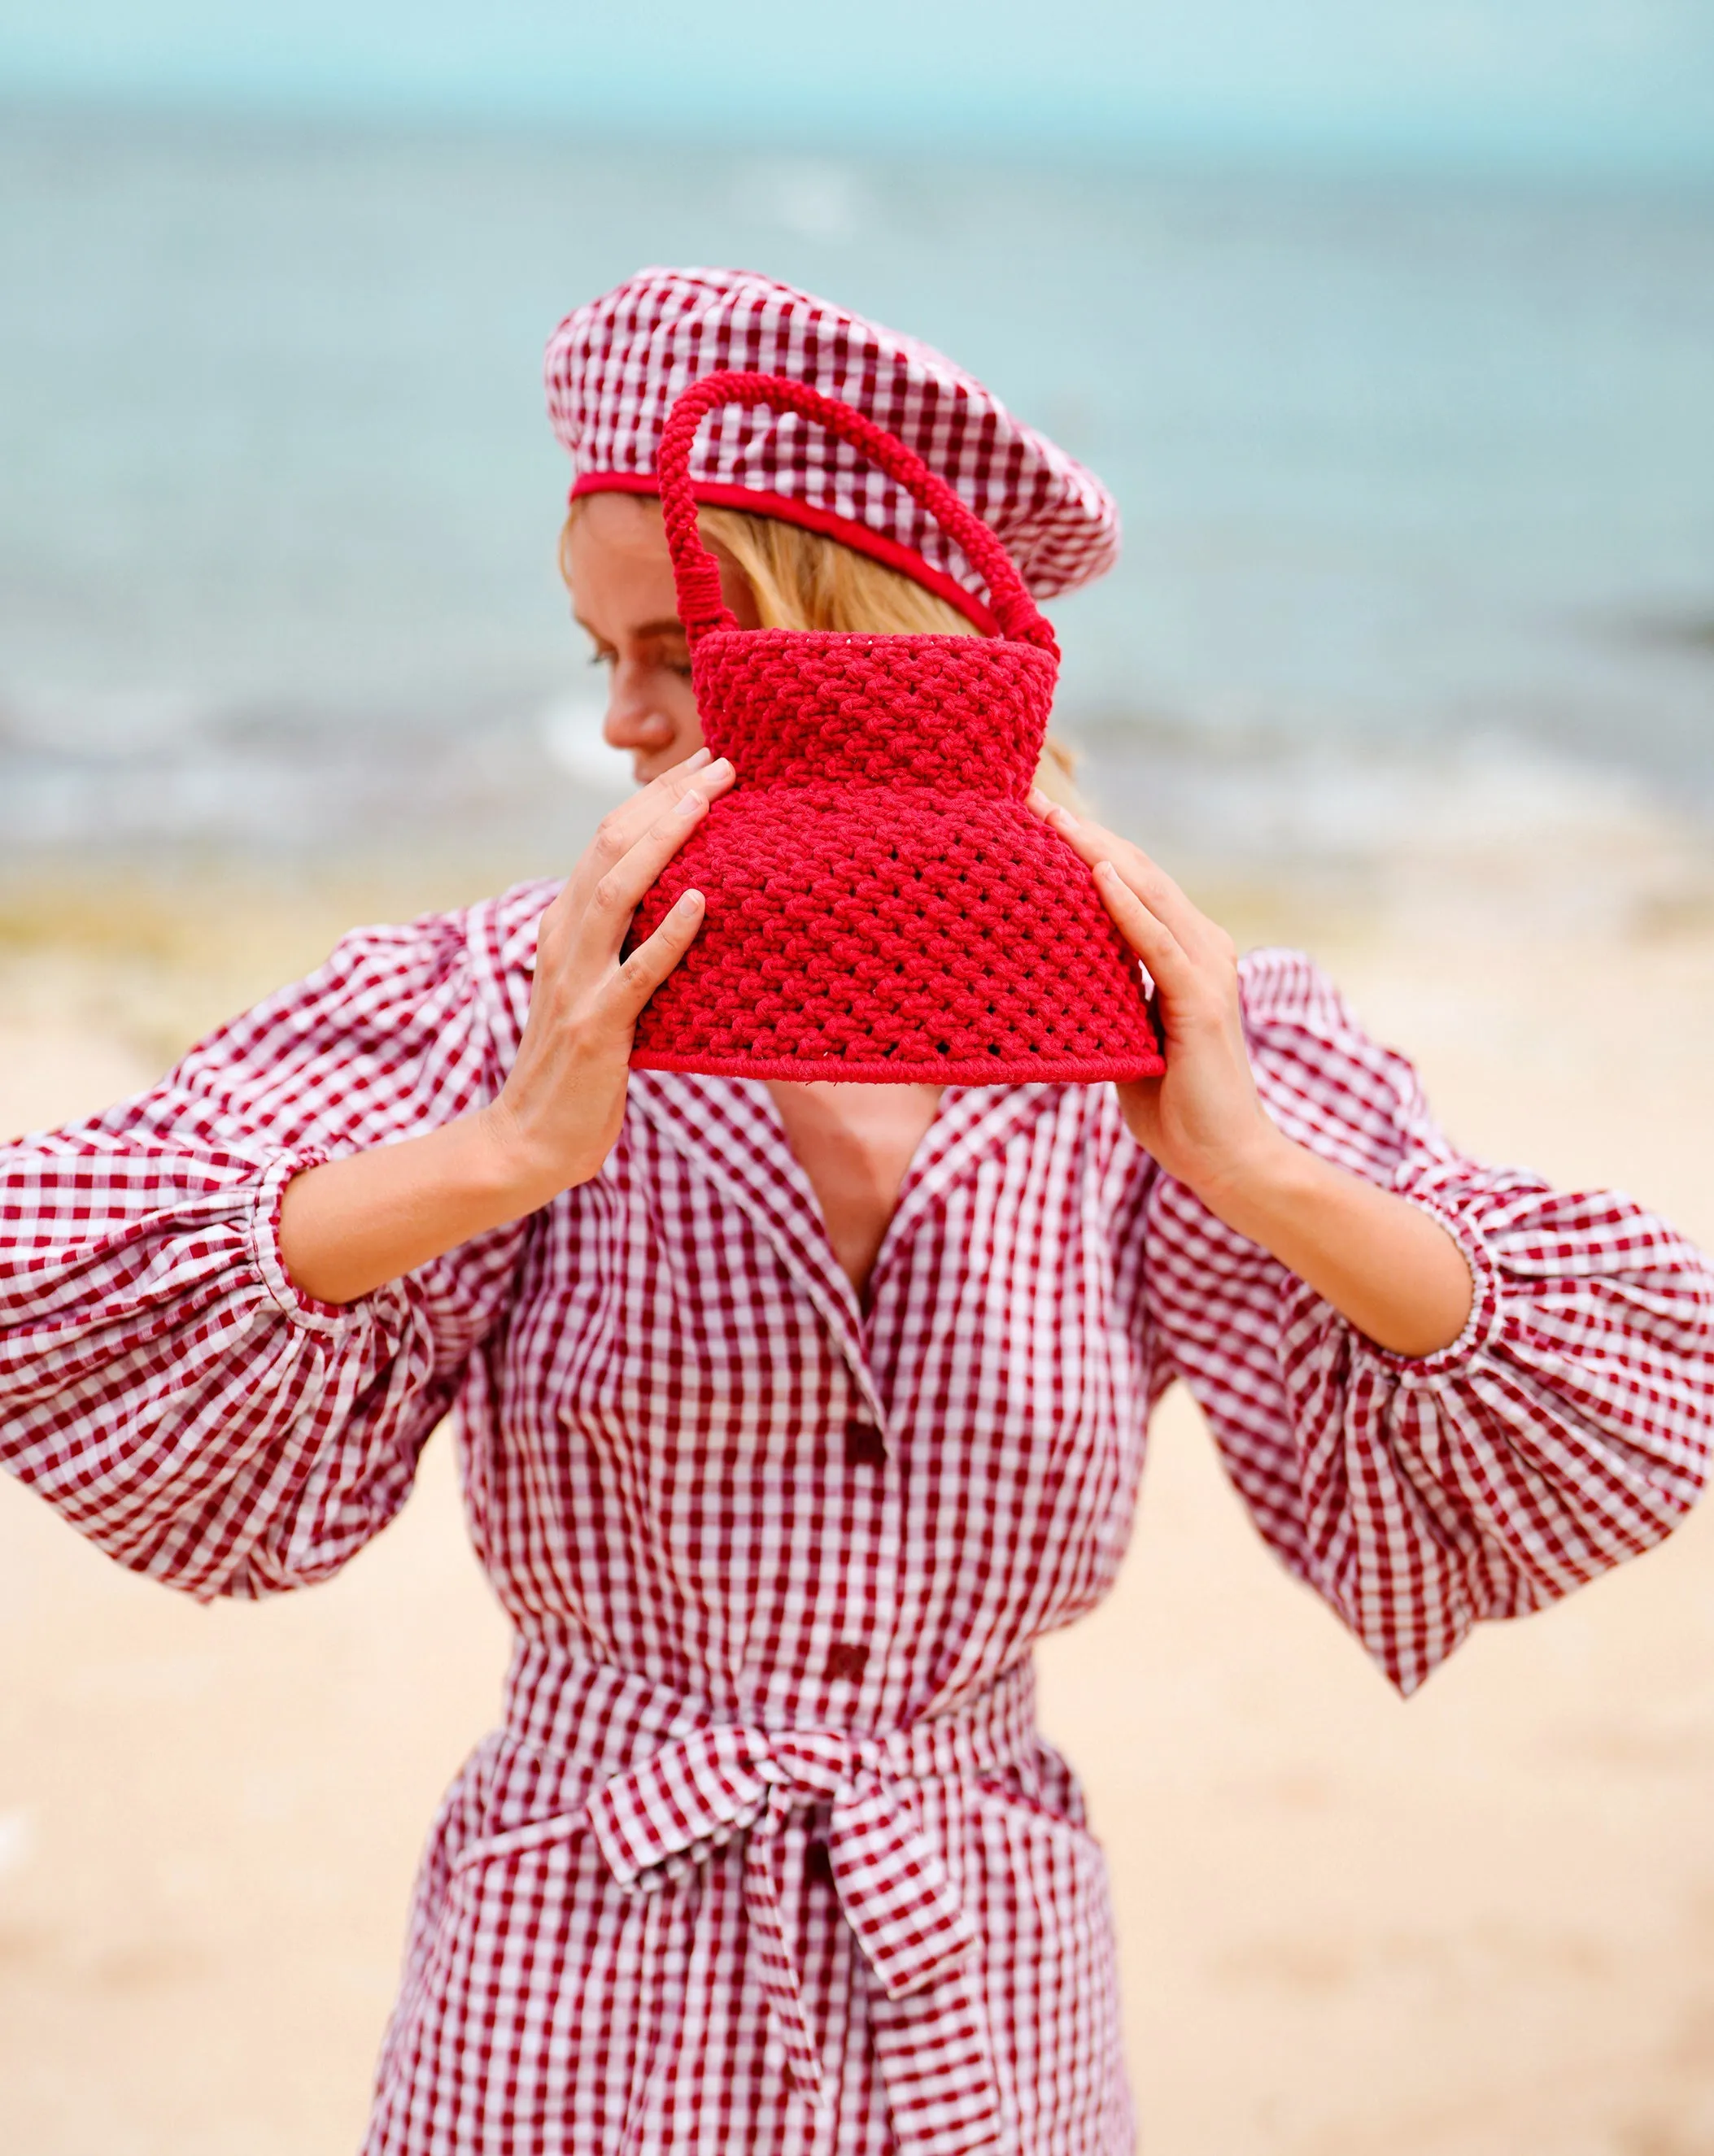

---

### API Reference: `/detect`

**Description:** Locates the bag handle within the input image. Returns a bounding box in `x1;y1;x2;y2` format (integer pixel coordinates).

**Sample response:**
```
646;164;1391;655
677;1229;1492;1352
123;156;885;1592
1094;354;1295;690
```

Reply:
656;370;1058;654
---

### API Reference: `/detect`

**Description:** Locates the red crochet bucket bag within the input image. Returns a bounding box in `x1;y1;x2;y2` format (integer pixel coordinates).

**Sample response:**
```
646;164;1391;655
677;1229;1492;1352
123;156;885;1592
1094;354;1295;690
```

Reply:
626;370;1166;1085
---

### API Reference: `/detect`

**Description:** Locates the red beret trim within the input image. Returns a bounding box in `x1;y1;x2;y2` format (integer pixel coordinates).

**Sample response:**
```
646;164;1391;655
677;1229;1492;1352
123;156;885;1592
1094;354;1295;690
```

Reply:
569;471;1003;637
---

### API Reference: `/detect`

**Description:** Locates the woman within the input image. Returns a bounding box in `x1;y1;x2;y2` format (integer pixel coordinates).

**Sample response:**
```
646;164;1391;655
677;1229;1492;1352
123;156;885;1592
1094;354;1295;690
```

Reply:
2;266;1710;2156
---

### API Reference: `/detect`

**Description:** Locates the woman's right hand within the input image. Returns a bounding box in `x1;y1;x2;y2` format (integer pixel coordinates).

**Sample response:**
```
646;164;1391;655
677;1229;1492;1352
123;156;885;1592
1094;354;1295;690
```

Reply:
279;751;731;1305
480;750;734;1209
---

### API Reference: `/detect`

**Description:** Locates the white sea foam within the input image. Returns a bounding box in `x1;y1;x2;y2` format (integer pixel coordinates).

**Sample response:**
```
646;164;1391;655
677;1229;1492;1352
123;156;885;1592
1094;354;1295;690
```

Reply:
538;698;631;795
732;159;869;242
0;114;1709;873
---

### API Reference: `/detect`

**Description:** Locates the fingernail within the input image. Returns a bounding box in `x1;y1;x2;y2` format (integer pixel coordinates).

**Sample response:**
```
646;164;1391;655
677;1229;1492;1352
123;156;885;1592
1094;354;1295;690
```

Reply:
676;788;704;817
706;756;734;781
684;747;712;770
1049;804;1081;830
676;888;704;912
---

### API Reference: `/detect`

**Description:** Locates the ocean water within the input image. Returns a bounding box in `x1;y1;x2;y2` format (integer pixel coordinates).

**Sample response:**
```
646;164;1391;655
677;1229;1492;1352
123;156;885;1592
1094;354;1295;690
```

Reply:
2;104;1711;879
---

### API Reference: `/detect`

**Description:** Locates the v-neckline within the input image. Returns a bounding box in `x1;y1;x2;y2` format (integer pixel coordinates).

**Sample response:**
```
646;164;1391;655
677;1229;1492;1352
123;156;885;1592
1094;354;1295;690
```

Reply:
757;1082;955;1316
628;1070;1062;1408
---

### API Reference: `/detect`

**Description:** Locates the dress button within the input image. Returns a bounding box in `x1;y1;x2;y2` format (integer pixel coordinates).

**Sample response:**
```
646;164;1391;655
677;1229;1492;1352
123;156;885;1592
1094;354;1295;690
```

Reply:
825;1639;869;1683
844;1415;886;1467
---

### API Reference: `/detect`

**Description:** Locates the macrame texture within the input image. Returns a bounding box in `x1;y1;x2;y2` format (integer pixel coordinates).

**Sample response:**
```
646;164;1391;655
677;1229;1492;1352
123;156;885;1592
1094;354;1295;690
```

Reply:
628;630;1165;1082
626;372;1164;1085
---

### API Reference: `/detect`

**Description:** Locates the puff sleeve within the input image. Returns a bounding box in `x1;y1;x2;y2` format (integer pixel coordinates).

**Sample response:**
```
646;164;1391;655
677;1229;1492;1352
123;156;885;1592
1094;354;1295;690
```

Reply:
1145;949;1714;1692
0;887;548;1601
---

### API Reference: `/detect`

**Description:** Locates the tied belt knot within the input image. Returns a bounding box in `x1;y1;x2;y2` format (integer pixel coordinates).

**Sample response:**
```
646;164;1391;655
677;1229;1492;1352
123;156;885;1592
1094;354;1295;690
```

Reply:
495;1649;1033;2154
589;1720;975;2094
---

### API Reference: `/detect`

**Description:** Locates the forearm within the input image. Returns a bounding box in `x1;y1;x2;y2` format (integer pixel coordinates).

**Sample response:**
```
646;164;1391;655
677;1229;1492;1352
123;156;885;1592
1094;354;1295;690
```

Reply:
1200;1129;1475;1359
278;1110;543;1306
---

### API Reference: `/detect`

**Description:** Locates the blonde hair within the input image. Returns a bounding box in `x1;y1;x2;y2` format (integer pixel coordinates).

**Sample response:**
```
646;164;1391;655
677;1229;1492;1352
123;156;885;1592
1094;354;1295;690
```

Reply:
560;496;1084;809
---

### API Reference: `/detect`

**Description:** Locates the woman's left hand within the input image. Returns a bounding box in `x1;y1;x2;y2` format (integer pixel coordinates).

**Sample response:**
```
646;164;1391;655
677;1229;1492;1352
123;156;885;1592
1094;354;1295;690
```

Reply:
1032;792;1475;1356
1031;794;1284;1209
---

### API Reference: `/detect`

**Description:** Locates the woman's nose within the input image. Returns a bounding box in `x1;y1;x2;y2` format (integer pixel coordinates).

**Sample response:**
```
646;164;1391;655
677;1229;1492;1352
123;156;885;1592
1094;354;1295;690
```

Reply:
602;702;676;753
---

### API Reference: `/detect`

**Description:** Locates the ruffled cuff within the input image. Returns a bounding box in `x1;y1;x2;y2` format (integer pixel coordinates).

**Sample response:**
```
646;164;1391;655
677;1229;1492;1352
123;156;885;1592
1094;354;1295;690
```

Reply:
1347;1173;1506;1380
246;1150;373;1335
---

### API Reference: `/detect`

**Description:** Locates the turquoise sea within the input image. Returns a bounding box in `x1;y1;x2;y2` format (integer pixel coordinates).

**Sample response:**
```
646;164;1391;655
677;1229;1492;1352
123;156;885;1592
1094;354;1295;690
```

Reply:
2;104;1711;877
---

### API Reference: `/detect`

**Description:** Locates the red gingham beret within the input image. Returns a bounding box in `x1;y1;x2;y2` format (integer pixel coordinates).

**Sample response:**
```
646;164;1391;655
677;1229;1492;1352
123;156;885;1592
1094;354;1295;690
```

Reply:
544;266;1121;629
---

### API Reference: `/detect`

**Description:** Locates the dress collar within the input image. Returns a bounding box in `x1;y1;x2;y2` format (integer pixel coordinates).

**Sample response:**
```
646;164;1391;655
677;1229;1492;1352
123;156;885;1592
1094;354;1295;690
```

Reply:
627;1070;1062;1413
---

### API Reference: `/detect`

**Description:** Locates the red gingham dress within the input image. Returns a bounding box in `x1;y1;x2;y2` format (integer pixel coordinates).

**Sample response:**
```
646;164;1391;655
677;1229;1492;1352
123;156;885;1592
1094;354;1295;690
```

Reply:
3;879;1711;2156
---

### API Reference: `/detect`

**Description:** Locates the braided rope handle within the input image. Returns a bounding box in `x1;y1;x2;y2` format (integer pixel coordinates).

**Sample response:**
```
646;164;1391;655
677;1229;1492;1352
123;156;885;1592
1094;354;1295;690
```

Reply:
656;371;1058;654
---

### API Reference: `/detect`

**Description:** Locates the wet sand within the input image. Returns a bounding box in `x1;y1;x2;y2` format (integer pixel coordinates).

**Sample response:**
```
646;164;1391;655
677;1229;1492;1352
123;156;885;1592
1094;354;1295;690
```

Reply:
2;877;1712;2154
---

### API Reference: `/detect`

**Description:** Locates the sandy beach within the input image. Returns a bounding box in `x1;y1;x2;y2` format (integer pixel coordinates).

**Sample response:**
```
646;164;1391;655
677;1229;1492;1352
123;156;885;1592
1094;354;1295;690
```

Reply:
2;861;1713;2156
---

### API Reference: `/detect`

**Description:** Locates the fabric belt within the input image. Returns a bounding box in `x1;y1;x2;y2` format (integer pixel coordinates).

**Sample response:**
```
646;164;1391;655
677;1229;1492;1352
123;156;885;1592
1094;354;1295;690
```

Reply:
485;1644;1036;2156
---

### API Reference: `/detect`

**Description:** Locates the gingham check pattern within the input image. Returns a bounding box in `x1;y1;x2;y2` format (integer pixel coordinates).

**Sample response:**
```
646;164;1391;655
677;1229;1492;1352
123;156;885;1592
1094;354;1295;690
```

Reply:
544;268;1122;604
3;883;1710;2154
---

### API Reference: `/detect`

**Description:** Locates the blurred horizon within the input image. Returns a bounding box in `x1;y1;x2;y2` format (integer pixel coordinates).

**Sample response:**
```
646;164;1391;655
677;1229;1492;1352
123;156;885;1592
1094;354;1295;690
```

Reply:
2;6;1711;897
3;0;1714;182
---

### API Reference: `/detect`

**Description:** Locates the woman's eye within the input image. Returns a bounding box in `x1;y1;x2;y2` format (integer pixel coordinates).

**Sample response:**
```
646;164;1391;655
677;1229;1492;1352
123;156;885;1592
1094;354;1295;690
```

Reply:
586;648;615;669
